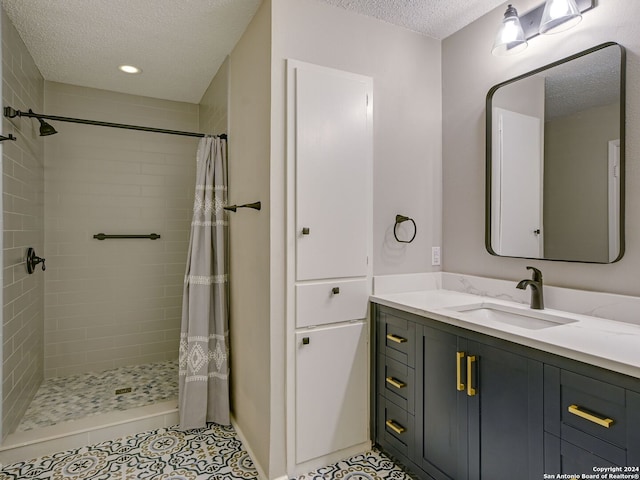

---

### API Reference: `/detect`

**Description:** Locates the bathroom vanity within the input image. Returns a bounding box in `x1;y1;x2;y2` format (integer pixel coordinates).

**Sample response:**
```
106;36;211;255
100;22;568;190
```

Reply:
371;287;640;480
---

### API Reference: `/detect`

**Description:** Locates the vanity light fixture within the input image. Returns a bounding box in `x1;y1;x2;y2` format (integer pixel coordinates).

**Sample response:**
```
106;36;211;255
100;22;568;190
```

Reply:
492;4;528;56
492;0;594;56
539;0;582;34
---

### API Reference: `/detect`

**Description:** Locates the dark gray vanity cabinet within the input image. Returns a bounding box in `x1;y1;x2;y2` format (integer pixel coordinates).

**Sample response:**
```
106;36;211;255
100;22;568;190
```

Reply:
544;365;640;472
464;340;544;480
374;304;640;479
420;325;467;480
374;305;544;480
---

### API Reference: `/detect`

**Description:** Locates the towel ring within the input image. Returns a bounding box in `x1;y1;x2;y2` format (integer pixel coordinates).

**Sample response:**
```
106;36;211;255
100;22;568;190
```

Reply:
394;214;417;244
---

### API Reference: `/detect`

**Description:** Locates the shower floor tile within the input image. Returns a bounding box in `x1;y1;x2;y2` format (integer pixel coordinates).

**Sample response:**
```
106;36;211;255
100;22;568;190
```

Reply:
16;360;178;432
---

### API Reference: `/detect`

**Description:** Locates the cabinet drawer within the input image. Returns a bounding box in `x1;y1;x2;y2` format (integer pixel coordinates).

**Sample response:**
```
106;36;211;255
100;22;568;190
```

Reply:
545;433;623;474
377;355;415;414
296;279;368;328
560;370;626;449
378;312;416;367
377;395;415;458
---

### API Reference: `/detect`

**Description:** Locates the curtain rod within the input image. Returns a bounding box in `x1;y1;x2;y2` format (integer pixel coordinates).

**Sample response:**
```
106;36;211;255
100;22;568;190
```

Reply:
4;106;226;139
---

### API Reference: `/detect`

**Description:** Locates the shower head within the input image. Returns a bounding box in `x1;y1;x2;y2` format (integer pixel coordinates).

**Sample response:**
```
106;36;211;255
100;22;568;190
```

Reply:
37;117;57;136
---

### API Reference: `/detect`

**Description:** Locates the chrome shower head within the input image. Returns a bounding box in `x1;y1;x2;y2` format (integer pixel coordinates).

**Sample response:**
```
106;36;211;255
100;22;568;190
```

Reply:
36;117;57;136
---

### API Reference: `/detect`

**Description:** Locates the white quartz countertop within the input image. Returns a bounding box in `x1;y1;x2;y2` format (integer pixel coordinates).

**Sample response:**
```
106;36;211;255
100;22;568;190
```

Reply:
370;289;640;380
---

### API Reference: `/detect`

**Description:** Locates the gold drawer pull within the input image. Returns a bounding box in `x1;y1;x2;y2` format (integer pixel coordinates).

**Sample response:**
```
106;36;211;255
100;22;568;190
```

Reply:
456;351;465;391
386;333;407;344
568;404;614;428
385;419;406;434
385;376;407;389
467;355;477;397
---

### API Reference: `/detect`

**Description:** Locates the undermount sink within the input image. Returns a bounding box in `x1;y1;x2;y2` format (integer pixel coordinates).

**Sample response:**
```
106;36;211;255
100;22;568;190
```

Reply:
447;302;579;330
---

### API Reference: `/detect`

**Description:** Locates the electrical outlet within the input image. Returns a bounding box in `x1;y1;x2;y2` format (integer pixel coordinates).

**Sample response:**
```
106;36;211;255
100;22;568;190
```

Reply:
432;246;441;266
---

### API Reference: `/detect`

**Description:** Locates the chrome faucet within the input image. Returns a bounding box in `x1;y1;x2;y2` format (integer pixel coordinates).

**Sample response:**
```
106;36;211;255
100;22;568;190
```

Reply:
516;266;544;310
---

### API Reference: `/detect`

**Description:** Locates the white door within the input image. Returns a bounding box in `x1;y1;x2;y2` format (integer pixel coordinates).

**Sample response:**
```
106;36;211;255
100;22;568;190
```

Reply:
608;139;621;261
293;65;371;281
492;108;543;258
295;322;368;464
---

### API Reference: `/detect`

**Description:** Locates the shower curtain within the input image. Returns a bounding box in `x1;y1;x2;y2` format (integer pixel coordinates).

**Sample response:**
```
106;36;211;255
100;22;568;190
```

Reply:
179;136;230;429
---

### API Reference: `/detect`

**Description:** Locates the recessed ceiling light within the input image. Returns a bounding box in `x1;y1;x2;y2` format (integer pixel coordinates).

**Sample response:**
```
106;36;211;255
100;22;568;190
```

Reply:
118;65;142;74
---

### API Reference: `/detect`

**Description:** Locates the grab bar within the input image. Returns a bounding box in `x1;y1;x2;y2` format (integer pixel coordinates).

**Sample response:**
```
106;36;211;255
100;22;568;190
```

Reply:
93;233;161;240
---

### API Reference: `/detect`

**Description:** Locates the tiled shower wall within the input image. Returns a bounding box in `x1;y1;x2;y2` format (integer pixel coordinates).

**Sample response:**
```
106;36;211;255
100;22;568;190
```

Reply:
1;10;45;437
43;82;199;378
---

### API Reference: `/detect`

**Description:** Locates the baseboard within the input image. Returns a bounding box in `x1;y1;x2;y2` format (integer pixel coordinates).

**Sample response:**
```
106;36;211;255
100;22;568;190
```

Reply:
288;440;372;478
231;415;270;480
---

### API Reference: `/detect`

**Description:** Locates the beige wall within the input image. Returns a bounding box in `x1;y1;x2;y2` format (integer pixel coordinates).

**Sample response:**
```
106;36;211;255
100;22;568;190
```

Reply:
272;0;442;277
1;9;45;438
442;0;640;295
265;0;442;476
43;82;198;377
544;103;619;262
226;0;273;477
199;57;229;136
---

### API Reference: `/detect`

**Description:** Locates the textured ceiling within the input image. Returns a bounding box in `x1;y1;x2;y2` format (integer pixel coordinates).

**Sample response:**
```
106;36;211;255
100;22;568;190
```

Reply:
315;0;507;39
1;0;507;104
1;0;262;103
545;45;621;119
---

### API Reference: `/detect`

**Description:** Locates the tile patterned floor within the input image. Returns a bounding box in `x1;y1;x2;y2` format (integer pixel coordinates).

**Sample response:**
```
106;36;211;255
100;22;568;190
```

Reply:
17;360;178;432
293;450;414;480
0;421;412;480
0;423;257;479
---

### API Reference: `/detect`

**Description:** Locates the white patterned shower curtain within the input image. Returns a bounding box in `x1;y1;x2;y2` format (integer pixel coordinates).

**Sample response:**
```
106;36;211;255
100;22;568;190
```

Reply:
179;136;230;429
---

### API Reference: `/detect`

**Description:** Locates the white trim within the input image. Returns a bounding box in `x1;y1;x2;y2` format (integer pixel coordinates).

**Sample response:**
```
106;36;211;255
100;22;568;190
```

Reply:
231;415;271;480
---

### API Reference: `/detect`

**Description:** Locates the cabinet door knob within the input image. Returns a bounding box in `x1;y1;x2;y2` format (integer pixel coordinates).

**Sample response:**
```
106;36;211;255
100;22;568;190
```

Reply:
302;337;310;345
301;227;310;235
332;287;340;295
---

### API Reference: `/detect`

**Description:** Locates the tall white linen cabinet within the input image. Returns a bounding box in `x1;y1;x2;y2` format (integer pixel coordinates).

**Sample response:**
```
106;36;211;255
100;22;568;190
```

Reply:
286;60;373;477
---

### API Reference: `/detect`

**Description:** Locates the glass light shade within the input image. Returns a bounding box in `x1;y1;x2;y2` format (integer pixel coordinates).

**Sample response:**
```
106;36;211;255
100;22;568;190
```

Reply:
492;5;528;56
539;0;582;34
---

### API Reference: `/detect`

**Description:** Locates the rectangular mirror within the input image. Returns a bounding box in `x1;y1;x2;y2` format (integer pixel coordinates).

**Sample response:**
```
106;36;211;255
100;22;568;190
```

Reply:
486;42;625;263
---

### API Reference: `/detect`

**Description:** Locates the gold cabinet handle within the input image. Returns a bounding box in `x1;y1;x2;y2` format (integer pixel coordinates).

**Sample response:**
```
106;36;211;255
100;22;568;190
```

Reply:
385;376;407;389
386;333;407;344
467;355;477;396
385;419;406;434
568;404;614;428
456;351;465;391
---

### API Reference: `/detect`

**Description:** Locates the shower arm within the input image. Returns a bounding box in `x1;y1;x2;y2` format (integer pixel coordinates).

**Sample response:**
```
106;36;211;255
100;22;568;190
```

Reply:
3;106;226;139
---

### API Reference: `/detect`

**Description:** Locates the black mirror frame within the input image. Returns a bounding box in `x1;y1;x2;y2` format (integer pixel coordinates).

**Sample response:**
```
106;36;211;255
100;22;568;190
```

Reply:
485;41;626;264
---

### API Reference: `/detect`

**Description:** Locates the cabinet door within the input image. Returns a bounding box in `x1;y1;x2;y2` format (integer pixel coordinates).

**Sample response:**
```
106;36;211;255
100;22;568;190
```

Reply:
420;326;468;480
295;322;368;463
292;64;371;281
467;340;544;480
545;433;621;474
628;391;640;466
